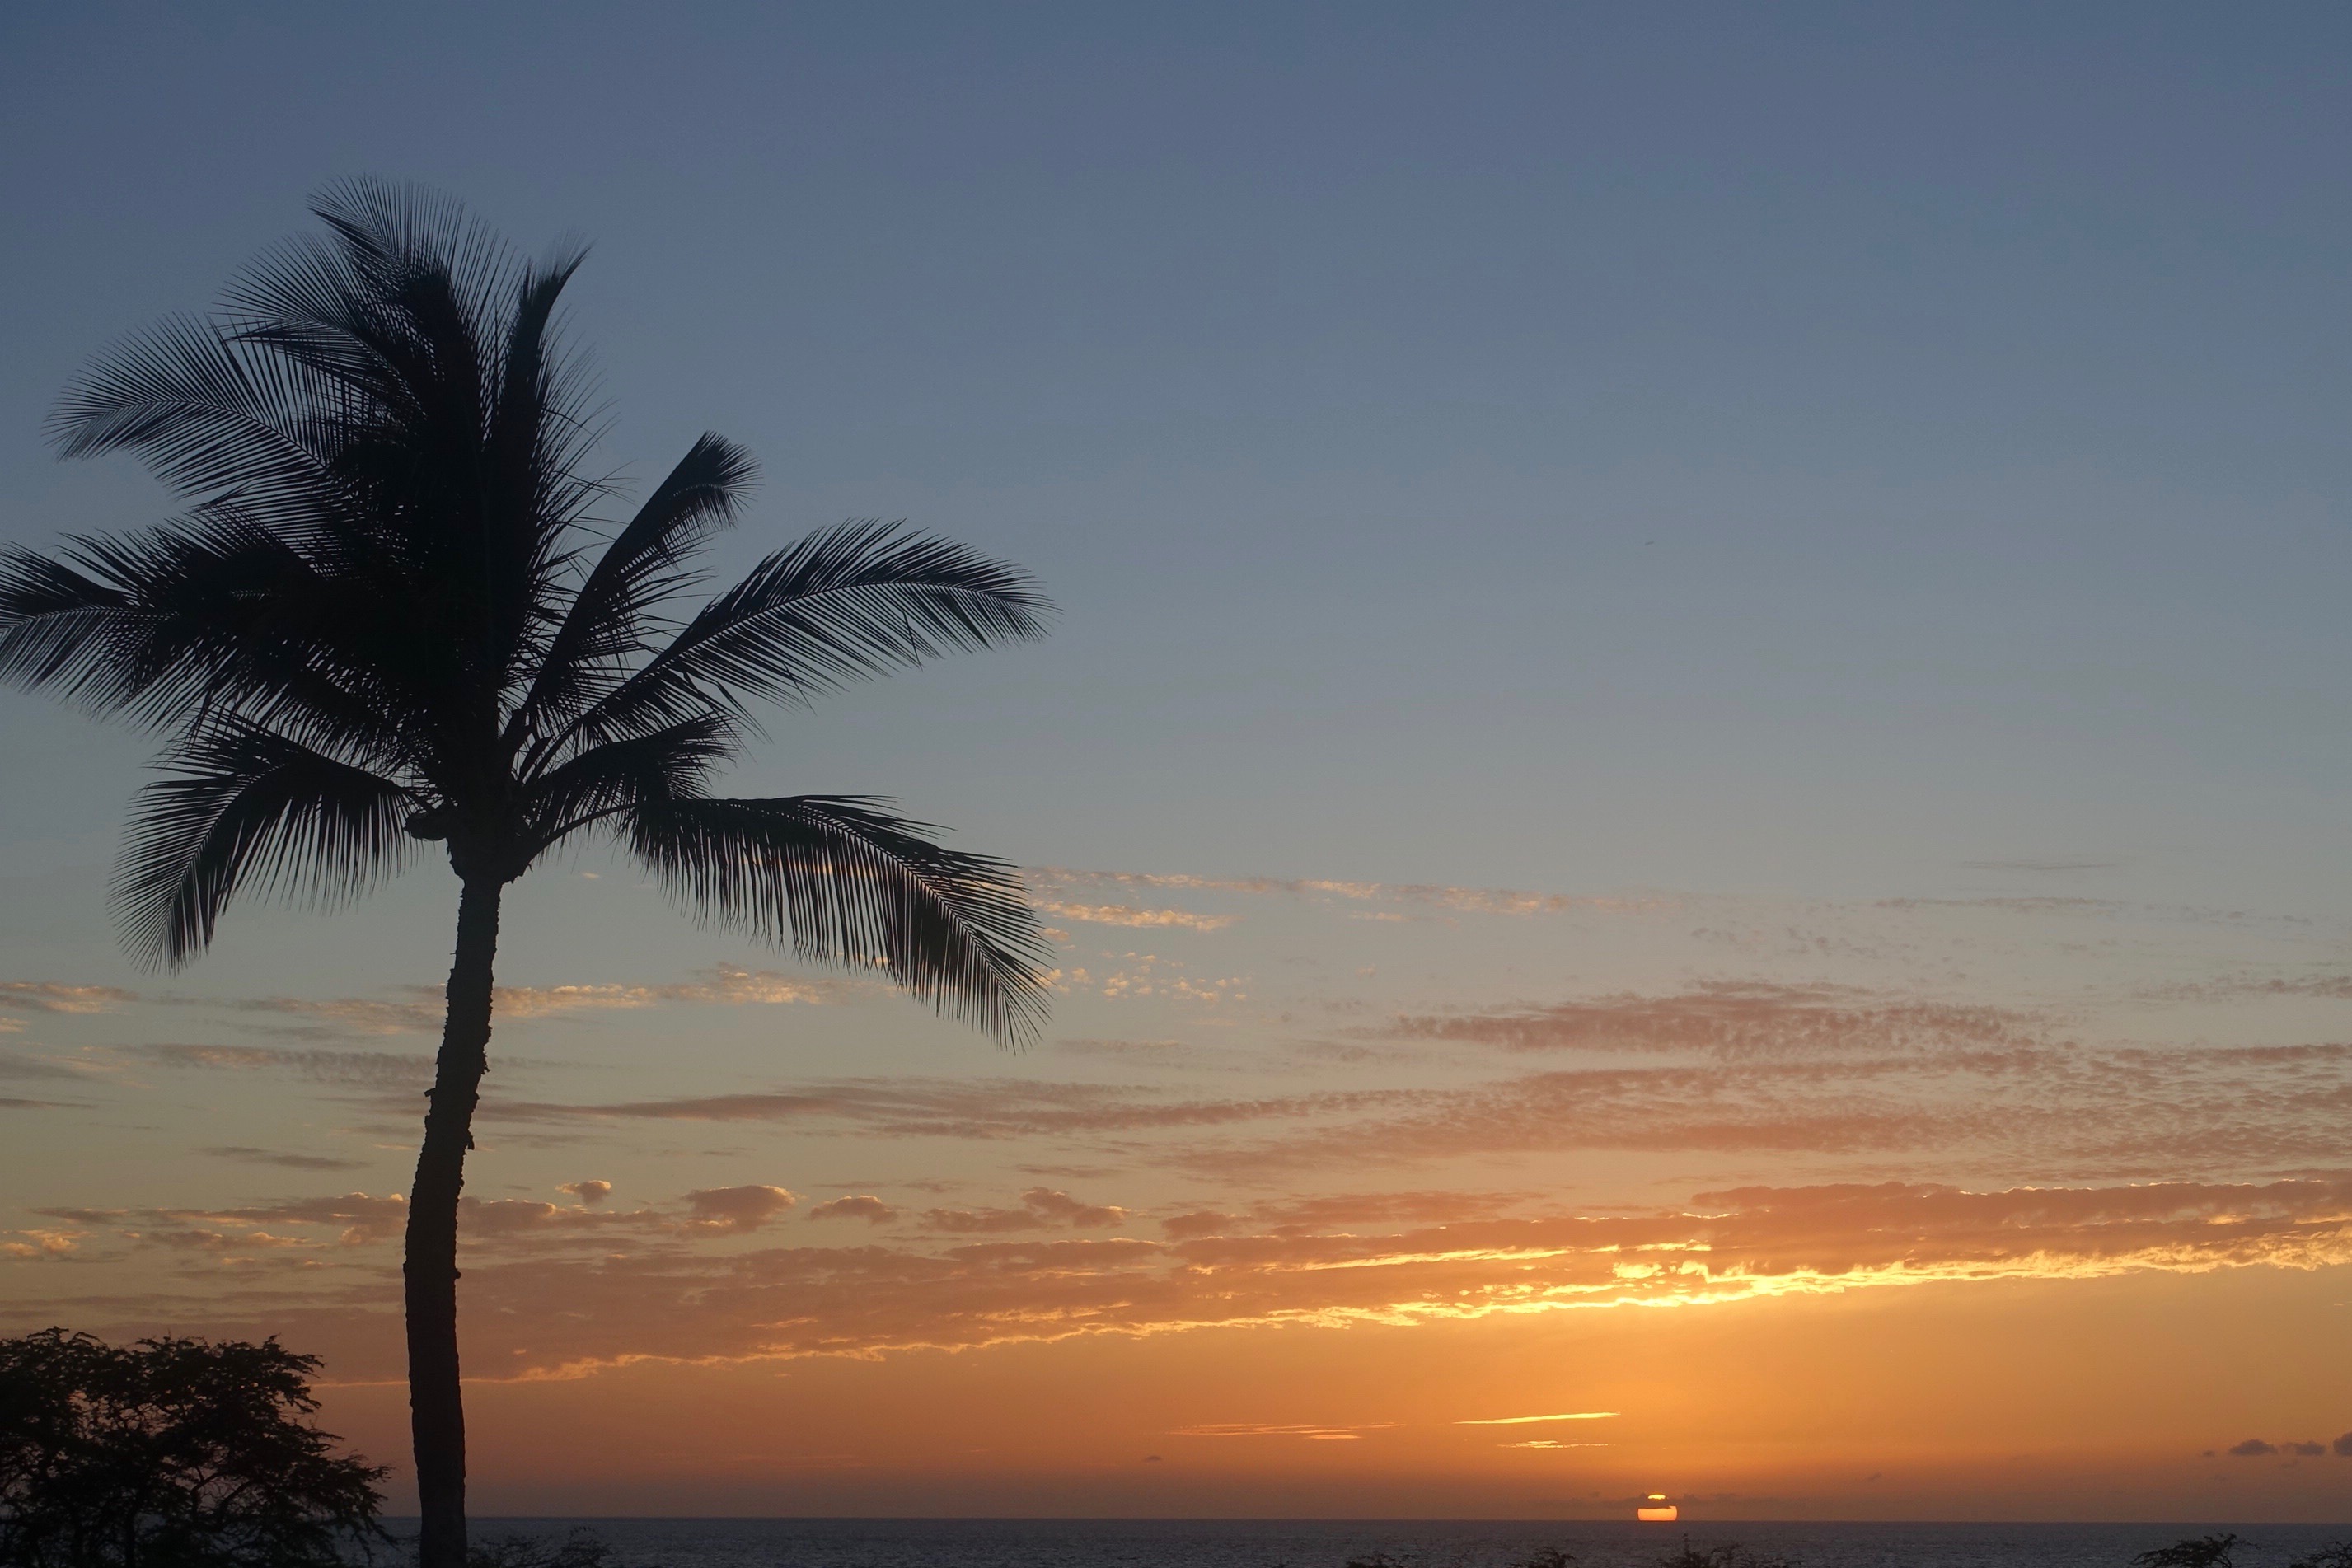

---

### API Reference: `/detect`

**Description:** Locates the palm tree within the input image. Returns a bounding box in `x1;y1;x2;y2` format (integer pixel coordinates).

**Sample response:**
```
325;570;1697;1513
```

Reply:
0;182;1052;1565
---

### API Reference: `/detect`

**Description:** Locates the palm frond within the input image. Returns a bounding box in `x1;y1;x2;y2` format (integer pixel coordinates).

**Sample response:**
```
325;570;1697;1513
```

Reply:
46;315;342;528
115;721;415;968
520;715;737;851
222;181;609;723
625;793;1049;1043
0;516;428;777
513;433;757;749
563;521;1051;747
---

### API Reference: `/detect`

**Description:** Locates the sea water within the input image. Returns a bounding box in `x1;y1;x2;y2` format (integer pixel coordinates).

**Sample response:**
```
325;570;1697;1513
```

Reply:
419;1519;2352;1568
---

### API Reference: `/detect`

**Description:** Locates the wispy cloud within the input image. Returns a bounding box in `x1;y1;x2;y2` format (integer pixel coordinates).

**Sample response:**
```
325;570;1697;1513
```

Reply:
0;1050;100;1082
200;1146;369;1172
1456;1411;1619;1425
161;965;845;1041
37;1193;414;1247
0;982;136;1014
142;1044;433;1090
1388;982;2036;1060
1502;1439;1609;1449
922;1188;1127;1233
1033;899;1237;932
1033;868;1675;920
1171;1422;1403;1440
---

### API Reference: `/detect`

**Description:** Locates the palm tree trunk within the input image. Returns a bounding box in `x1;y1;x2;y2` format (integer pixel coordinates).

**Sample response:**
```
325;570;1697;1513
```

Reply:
407;878;502;1568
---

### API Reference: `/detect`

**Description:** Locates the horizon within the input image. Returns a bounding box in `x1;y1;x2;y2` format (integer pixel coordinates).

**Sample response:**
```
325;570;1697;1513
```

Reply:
7;1;2352;1534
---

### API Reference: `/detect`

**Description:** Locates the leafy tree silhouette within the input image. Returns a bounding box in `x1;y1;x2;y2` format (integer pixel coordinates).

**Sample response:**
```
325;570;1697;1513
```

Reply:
0;181;1052;1566
0;1327;385;1566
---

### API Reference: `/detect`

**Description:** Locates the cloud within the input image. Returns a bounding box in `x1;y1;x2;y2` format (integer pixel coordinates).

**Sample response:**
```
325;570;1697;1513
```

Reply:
1031;868;1674;920
0;1050;96;1082
54;1172;2351;1383
37;1193;411;1247
1162;1192;1529;1243
194;995;441;1036
1457;1411;1618;1425
1958;859;2119;873
166;965;842;1041
1170;1423;1402;1441
200;1146;368;1172
1034;899;1236;932
1502;1439;1609;1450
1388;982;2034;1060
682;1185;799;1233
807;1196;897;1224
2336;1433;2352;1458
0;982;135;1014
1021;1188;1127;1227
461;1201;587;1238
1054;1038;1191;1059
0;1229;82;1261
129;1226;317;1253
33;1182;853;1257
2284;1441;2326;1457
494;966;837;1018
2229;1439;2278;1457
922;1188;1127;1233
199;1194;410;1246
490;1075;1382;1141
142;1044;433;1089
387;981;2352;1178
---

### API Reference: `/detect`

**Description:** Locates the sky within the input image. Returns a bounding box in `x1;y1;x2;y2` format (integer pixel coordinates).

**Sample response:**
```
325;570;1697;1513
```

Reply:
3;0;2352;1522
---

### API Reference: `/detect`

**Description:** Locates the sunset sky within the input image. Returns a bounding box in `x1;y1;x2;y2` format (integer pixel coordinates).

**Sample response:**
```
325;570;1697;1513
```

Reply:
7;2;2352;1522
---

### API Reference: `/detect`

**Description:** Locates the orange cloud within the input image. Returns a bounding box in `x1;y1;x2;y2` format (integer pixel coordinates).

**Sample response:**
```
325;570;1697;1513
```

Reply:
682;1185;799;1233
1033;900;1237;932
52;1174;2351;1383
1171;1422;1403;1440
922;1188;1128;1233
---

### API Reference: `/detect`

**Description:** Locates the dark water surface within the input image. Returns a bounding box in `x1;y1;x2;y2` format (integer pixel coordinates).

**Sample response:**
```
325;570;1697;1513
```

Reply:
425;1519;2352;1568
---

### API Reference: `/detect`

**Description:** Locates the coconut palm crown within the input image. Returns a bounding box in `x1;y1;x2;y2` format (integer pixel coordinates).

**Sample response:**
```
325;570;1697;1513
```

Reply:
0;181;1052;1566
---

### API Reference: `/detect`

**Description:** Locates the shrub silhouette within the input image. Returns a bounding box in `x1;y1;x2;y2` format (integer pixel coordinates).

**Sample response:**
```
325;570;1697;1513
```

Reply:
0;1327;385;1566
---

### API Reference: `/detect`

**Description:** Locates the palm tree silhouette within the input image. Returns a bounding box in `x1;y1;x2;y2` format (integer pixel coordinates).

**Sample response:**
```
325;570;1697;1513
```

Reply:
0;182;1051;1565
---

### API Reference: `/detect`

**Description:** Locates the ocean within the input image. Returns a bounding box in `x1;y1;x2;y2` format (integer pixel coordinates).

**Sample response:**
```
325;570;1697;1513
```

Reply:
424;1519;2352;1568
